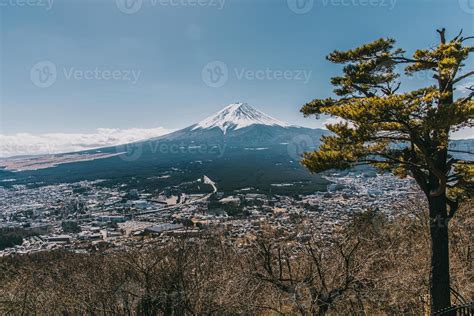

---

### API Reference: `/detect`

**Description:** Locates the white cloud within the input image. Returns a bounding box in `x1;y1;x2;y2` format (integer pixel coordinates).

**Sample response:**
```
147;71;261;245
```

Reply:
452;128;474;140
0;127;173;158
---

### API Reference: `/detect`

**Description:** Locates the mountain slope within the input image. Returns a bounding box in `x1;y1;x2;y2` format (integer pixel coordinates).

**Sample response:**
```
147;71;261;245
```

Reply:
0;103;330;194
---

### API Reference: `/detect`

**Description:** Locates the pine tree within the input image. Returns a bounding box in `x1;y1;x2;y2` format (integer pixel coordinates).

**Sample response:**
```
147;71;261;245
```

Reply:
300;28;473;311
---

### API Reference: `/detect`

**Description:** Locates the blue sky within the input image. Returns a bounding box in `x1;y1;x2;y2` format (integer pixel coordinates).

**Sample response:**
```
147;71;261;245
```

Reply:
0;0;473;155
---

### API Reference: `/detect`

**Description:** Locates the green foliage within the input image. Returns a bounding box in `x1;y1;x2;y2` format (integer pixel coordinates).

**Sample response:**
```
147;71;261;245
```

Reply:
0;227;46;250
0;230;23;250
301;29;474;204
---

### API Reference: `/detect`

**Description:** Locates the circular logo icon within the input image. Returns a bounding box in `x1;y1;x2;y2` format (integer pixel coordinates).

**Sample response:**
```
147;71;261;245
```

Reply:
201;61;228;88
116;0;143;14
287;0;314;14
459;0;474;14
30;61;57;88
116;143;143;161
287;135;315;161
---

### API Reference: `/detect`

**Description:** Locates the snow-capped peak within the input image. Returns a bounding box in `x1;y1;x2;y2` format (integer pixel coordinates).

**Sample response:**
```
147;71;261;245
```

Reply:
192;103;290;134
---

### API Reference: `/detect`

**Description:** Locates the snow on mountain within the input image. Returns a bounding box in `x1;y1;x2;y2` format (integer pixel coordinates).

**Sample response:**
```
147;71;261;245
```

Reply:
192;103;291;134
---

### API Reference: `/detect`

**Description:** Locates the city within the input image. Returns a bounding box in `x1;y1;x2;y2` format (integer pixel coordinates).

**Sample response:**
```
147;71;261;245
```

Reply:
0;172;417;256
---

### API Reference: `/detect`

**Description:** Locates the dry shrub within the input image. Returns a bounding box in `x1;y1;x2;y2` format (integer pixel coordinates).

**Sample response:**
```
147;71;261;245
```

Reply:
0;199;471;315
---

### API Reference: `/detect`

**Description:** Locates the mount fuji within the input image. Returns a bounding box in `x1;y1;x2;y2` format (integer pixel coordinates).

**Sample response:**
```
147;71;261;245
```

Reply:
149;102;325;148
192;102;290;134
0;103;330;194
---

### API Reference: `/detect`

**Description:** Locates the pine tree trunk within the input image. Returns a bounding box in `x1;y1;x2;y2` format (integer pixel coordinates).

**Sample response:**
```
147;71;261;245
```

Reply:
428;195;451;312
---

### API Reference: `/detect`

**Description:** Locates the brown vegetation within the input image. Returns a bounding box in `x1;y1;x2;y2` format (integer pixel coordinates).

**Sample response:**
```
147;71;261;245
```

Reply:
0;200;472;315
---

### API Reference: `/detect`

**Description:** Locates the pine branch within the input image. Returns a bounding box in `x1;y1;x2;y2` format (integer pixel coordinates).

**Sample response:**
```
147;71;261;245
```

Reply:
453;70;474;84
